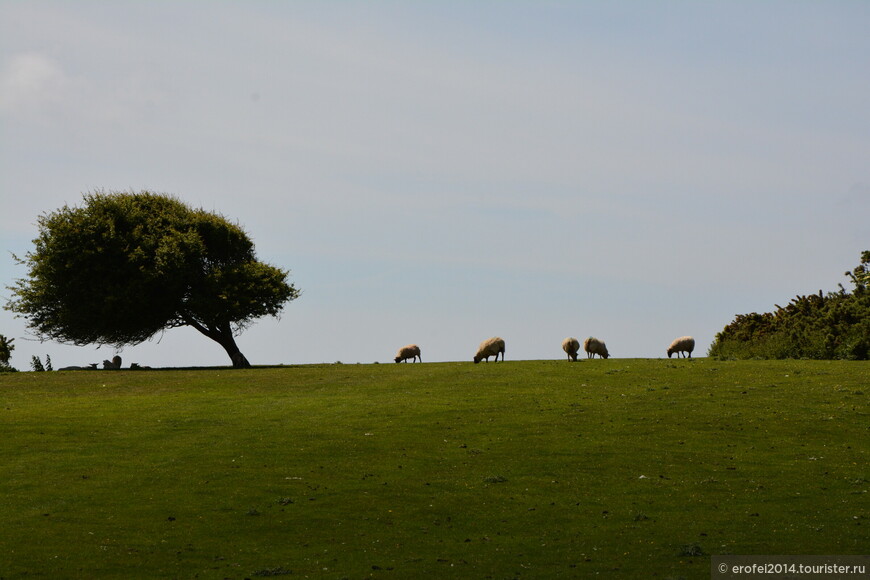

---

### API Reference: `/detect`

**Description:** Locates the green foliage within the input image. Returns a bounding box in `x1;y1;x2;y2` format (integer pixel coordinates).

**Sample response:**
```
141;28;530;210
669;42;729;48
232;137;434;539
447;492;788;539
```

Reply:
5;191;299;367
0;360;866;578
0;334;16;372
709;251;870;360
29;355;52;372
29;355;44;372
0;334;14;365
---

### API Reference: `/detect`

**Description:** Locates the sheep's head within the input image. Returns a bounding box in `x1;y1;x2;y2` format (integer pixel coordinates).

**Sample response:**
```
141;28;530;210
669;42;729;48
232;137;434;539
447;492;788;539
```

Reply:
473;356;482;364
394;356;402;363
667;348;674;358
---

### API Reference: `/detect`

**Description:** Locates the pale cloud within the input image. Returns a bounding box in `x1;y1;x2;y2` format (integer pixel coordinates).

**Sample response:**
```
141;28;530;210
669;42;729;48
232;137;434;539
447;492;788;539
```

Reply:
0;52;68;117
0;51;169;138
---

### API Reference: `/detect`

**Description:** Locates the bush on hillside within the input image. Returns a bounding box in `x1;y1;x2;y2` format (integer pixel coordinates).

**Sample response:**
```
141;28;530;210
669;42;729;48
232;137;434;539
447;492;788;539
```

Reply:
709;251;870;360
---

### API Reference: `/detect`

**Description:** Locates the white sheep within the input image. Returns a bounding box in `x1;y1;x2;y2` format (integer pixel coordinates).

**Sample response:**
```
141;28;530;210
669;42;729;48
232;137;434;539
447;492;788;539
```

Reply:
394;344;422;363
583;337;609;359
562;337;580;361
474;337;505;364
667;336;695;358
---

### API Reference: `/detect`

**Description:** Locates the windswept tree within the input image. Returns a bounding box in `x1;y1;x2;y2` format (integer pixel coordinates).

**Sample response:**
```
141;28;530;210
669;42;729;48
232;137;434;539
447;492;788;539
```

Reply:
5;191;300;368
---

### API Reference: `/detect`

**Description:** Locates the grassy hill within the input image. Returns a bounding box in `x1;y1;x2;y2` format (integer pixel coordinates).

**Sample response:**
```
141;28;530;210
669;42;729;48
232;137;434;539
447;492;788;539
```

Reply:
1;359;867;579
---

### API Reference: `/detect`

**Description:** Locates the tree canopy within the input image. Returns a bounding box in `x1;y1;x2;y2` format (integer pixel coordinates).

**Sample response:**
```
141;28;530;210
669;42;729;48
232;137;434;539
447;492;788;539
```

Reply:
708;251;870;360
5;191;299;367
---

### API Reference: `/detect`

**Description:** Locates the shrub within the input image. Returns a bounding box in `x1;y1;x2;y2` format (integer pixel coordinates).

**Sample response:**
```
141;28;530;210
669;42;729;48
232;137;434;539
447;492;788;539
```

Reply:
709;251;870;360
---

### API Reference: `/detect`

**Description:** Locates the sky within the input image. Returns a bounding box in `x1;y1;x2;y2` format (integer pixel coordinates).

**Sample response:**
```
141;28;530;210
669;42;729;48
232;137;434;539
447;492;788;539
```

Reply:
1;1;868;368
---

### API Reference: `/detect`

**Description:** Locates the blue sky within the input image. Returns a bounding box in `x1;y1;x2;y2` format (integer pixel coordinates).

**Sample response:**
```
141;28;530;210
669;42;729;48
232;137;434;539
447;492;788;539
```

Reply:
1;1;868;367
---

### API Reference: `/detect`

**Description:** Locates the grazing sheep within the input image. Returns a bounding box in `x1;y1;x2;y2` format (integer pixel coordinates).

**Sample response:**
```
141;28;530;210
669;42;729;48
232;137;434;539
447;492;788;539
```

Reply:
562;337;580;361
583;337;609;359
474;337;505;364
667;336;695;358
102;355;122;370
394;344;422;363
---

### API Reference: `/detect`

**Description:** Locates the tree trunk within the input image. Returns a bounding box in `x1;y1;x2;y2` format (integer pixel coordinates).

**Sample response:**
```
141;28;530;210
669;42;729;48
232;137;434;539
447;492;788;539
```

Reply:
217;334;251;369
186;318;251;368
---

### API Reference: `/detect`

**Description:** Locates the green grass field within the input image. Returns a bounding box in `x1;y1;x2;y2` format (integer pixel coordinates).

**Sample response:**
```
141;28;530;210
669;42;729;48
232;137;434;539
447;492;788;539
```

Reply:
1;359;867;579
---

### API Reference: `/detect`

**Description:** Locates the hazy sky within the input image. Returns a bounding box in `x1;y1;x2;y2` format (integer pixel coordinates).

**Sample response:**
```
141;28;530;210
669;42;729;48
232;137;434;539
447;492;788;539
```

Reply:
1;1;868;368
